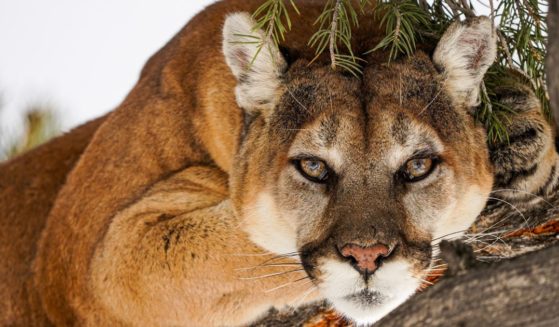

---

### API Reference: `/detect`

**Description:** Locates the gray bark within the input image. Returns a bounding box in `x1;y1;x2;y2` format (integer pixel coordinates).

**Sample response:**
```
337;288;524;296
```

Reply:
376;242;559;327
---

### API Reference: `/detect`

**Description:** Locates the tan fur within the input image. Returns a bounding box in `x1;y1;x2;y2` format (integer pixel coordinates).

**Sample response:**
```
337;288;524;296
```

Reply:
0;1;554;326
90;166;316;326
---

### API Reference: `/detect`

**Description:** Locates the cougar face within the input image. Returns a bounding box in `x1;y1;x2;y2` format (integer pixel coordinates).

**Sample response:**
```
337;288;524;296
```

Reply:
224;13;496;324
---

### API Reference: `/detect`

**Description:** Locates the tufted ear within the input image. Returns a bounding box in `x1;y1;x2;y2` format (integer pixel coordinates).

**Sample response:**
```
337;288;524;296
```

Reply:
222;12;287;114
433;16;497;108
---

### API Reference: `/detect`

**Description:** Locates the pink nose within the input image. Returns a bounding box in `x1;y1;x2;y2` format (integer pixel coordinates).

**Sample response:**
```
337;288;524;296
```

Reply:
340;243;390;273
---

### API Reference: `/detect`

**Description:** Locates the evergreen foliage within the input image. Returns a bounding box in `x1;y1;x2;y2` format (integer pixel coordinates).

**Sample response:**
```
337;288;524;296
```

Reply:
252;0;550;143
307;0;368;76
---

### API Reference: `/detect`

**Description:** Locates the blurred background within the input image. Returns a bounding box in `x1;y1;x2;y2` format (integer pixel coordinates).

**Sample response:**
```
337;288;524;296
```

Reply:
0;0;215;158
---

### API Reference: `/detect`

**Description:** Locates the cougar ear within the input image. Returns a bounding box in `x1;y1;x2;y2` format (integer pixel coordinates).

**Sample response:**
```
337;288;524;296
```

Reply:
222;12;287;113
433;16;497;108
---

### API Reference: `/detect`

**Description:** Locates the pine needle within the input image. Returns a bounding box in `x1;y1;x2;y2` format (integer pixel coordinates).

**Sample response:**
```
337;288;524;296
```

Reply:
369;1;430;61
308;0;365;74
250;0;300;64
250;0;549;142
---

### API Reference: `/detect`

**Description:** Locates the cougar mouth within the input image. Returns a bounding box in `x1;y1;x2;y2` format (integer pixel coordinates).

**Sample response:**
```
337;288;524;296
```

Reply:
312;257;421;325
344;289;386;307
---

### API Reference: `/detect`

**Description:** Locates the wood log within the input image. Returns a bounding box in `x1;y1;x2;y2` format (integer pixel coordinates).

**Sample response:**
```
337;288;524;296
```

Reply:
376;242;559;326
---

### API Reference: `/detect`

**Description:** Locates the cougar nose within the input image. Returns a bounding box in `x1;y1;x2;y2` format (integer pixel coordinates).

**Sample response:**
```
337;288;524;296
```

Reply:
340;243;390;274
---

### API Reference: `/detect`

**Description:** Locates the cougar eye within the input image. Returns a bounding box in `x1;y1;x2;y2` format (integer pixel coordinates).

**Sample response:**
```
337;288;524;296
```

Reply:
401;157;436;182
295;158;330;183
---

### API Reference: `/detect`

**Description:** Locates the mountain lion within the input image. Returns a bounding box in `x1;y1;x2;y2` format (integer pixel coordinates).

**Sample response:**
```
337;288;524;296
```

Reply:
1;0;557;326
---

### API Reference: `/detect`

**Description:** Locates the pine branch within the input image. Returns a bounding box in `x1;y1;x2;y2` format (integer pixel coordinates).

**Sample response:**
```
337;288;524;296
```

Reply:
495;0;549;118
476;71;515;144
251;0;550;143
251;0;299;63
369;1;430;61
308;0;365;76
329;0;342;69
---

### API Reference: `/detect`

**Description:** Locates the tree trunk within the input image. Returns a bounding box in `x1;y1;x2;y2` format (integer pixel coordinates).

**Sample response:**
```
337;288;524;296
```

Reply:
376;243;559;327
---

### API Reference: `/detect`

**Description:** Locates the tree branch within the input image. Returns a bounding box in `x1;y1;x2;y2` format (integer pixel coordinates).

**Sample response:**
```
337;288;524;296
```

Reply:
376;243;559;326
329;0;342;69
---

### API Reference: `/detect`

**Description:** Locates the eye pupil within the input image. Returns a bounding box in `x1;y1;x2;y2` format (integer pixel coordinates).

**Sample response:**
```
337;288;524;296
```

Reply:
411;159;425;172
296;158;330;183
307;161;320;170
403;157;435;182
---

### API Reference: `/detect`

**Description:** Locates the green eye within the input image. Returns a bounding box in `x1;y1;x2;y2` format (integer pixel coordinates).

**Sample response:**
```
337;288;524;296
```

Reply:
402;157;436;182
296;158;330;183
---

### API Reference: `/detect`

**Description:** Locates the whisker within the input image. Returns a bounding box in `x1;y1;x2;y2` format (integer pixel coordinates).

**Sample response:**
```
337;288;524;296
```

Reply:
429;264;448;269
487;196;531;228
467;230;510;237
466;230;510;245
255;251;301;266
229;252;272;257
286;87;308;111
235;262;302;271
419;279;434;285
468;212;517;236
265;276;311;293
238;268;305;281
465;197;529;250
431;229;468;242
473;234;511;254
268;251;301;259
418;87;443;116
424;273;445;277
292;285;318;307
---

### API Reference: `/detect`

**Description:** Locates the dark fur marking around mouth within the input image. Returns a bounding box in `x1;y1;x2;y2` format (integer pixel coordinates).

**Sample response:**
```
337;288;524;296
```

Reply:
344;289;386;306
299;247;319;281
299;235;338;281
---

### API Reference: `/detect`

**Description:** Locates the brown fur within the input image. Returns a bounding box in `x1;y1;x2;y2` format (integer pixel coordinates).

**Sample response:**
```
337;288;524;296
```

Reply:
0;1;555;326
0;116;105;325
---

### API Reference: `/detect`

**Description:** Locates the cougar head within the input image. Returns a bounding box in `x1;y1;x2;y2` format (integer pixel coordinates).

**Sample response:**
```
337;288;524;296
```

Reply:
223;13;496;324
